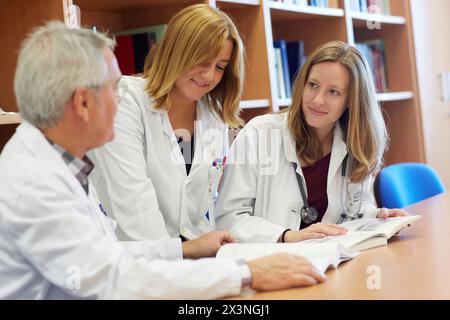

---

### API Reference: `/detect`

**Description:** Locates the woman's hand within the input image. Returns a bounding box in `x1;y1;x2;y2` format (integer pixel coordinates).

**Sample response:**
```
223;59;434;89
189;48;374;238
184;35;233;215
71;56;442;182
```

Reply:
377;208;412;235
377;208;410;219
281;223;348;243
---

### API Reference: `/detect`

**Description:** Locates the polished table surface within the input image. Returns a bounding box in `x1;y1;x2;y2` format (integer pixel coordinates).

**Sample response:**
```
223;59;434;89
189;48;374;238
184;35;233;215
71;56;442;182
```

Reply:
238;193;450;299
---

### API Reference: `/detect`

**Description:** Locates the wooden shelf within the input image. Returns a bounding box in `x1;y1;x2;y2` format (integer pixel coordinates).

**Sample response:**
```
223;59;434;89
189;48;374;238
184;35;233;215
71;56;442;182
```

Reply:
217;0;260;5
351;11;406;28
275;92;413;108
0;113;21;125
277;98;292;107
74;0;199;12
240;99;270;109
78;0;260;12
269;2;344;22
377;91;413;102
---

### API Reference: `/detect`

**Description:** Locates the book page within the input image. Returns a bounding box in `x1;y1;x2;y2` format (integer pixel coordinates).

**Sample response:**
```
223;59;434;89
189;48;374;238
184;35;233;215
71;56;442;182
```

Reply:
300;231;382;249
216;243;358;275
340;215;422;239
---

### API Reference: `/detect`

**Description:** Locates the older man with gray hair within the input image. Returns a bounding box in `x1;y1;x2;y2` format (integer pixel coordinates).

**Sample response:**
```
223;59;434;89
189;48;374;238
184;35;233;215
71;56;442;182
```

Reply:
0;21;325;299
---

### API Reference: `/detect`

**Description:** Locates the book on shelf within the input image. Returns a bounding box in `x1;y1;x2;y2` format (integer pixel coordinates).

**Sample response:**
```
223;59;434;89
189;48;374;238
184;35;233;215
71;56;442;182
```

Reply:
349;0;359;11
360;0;368;13
271;0;338;8
356;39;388;92
114;24;167;75
308;0;329;7
133;32;156;74
286;40;307;84
274;47;287;100
351;0;391;15
217;242;359;276
115;35;136;75
301;215;422;251
328;0;339;8
368;0;391;15
273;40;292;99
271;0;308;5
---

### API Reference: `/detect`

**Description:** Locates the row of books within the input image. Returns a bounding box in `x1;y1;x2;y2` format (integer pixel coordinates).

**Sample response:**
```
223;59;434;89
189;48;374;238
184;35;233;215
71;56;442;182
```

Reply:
273;40;307;100
273;38;389;99
349;0;391;15
114;24;167;76
271;0;393;13
113;25;388;96
355;39;388;92
307;0;332;7
270;0;339;8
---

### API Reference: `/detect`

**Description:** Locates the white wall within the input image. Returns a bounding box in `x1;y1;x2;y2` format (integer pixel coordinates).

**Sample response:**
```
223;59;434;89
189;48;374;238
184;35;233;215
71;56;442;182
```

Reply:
411;0;450;189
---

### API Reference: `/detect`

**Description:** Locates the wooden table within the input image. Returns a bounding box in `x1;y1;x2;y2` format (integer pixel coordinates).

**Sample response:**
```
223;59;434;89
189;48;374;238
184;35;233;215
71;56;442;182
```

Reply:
239;193;450;299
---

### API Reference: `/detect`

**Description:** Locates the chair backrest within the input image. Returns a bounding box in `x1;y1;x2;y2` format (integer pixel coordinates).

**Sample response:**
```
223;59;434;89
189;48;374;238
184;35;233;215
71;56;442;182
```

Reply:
376;163;445;208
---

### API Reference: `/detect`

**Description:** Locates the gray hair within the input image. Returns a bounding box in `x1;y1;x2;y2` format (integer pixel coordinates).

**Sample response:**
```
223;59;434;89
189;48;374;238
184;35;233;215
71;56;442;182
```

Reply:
14;21;116;128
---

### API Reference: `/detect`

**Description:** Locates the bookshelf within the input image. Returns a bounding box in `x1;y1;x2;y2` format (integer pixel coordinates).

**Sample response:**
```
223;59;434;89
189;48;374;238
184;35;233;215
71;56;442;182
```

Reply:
0;114;21;125
268;1;344;17
0;0;425;165
350;11;406;27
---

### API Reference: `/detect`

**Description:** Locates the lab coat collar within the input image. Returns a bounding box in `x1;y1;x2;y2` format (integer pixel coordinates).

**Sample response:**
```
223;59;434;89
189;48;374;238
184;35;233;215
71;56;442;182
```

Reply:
16;121;92;202
281;115;348;185
156;99;225;168
152;99;204;138
17;121;118;239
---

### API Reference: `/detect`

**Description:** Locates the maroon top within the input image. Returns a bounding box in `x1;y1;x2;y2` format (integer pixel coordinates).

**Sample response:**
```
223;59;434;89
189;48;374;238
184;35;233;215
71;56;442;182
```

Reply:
300;152;331;230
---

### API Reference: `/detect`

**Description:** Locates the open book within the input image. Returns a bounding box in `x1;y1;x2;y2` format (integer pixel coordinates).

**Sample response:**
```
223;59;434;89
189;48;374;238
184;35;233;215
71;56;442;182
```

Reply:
301;215;422;251
216;242;359;276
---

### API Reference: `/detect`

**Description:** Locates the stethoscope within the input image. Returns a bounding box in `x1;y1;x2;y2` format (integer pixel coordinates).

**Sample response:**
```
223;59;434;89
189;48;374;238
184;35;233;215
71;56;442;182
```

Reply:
293;154;364;225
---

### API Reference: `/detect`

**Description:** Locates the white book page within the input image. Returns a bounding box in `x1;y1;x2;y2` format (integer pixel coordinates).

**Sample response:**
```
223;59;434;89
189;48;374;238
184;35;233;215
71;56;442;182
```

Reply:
300;231;380;249
340;216;422;238
216;243;359;275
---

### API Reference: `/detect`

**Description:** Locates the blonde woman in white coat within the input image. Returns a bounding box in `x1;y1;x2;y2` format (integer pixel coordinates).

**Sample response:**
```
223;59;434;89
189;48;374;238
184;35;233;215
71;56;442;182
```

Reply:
215;41;409;243
90;4;245;240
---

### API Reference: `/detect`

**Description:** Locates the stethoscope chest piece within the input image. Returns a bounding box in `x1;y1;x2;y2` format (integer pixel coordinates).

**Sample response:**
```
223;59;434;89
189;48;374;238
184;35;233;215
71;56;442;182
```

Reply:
300;206;318;225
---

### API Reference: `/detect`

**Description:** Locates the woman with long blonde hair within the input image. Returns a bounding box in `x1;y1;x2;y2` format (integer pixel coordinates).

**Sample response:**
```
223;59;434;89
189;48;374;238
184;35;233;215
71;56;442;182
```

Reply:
215;41;408;243
91;4;245;241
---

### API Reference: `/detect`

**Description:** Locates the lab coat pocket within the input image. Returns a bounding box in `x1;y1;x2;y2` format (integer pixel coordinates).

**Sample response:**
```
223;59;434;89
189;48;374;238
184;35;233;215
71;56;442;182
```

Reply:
288;201;301;216
285;201;303;229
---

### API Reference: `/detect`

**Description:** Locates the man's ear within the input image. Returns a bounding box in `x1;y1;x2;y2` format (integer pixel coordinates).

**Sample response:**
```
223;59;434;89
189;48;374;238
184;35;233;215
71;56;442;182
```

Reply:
72;87;92;122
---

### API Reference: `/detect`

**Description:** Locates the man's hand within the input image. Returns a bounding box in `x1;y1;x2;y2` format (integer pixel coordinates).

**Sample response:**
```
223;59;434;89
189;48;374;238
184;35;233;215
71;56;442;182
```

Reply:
248;253;327;291
282;223;347;243
182;230;236;259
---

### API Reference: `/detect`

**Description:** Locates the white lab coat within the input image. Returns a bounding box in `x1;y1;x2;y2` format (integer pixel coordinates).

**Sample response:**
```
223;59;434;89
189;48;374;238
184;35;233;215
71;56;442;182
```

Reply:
0;121;244;299
90;76;228;241
215;113;380;243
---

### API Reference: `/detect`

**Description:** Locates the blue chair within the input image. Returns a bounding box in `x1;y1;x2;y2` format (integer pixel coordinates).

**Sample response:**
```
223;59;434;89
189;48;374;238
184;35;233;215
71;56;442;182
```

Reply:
375;163;445;208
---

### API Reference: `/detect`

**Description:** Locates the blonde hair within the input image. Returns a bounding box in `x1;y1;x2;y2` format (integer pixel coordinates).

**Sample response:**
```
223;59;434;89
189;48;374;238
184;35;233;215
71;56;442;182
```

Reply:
143;4;245;128
287;41;388;182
